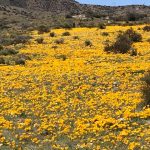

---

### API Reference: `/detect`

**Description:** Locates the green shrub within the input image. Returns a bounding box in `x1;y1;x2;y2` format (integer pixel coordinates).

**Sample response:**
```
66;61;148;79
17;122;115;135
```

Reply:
55;54;67;61
0;45;3;50
15;58;26;65
98;23;106;29
143;26;150;32
0;48;18;56
130;48;138;56
50;32;56;37
0;57;5;64
124;28;142;42
54;38;64;44
102;32;109;36
85;40;92;47
73;36;79;40
35;37;44;44
62;32;71;36
104;33;132;54
11;35;32;45
141;71;150;107
38;25;50;34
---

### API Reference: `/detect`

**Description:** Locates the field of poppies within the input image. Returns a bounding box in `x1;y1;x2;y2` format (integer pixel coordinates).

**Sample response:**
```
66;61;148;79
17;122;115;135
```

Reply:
0;25;150;149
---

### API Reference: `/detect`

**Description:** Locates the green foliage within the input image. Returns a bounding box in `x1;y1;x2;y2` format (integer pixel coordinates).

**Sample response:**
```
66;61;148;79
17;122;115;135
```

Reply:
37;25;50;34
62;31;71;36
85;40;92;47
143;26;150;32
104;33;132;54
98;23;106;29
35;37;44;44
124;28;142;42
54;38;64;44
50;32;56;37
0;48;18;56
15;58;26;65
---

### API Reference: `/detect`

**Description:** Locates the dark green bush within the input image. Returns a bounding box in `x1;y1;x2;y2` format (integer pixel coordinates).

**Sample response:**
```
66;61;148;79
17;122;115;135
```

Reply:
11;35;32;45
55;54;67;61
98;23;106;29
73;36;79;40
0;48;18;56
85;40;92;47
0;45;3;50
38;25;50;34
102;32;109;36
124;28;142;42
62;32;71;36
50;32;56;37
54;38;64;44
143;26;150;32
15;58;26;65
104;33;132;54
35;37;44;44
0;57;5;64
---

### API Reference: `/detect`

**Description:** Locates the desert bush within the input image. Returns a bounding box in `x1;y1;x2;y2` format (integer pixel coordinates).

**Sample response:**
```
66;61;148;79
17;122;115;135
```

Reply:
130;47;138;56
62;32;71;36
55;54;67;61
0;57;5;64
124;28;142;42
0;45;3;50
54;38;64;44
0;48;18;56
104;33;132;54
61;23;73;29
11;35;32;45
35;37;44;44
73;36;79;40
38;25;50;34
102;32;109;36
50;32;56;37
15;58;26;65
141;71;150;107
85;40;92;47
143;26;150;32
98;23;106;29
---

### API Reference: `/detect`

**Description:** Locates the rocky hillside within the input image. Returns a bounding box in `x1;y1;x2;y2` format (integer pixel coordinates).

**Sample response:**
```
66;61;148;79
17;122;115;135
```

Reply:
0;0;81;13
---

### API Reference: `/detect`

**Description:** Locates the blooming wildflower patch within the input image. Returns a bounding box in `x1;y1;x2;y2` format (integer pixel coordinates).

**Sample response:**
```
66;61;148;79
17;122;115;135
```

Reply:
0;25;150;149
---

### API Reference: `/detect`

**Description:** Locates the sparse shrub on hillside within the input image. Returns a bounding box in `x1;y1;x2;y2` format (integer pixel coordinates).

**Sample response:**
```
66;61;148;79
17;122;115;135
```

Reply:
143;26;150;32
0;57;5;64
73;36;79;40
130;47;138;56
50;32;56;37
0;45;3;50
102;32;109;36
61;23;73;29
38;25;50;34
141;71;150;107
11;35;32;45
62;31;71;36
0;48;18;56
124;28;142;42
85;40;92;47
54;38;64;44
35;37;44;44
15;58;26;65
98;23;106;29
55;54;67;61
104;33;132;54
